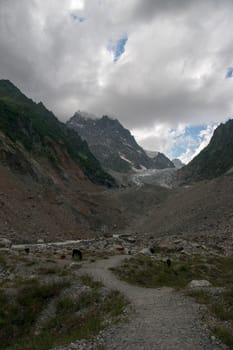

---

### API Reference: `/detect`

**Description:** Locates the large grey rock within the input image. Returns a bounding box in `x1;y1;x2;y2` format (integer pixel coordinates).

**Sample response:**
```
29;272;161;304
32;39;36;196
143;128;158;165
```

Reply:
125;237;136;244
188;280;212;288
0;238;12;248
157;240;177;253
140;248;153;256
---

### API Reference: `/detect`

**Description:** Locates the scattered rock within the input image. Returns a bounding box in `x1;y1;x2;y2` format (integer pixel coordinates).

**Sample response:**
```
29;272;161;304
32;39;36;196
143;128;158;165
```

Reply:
188;280;212;288
113;245;124;251
140;248;153;256
0;238;12;248
126;237;136;244
157;240;177;253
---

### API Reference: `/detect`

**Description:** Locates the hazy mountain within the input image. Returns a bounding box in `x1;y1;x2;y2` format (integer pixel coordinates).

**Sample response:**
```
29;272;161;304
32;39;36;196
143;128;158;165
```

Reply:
150;152;174;169
179;119;233;182
67;112;174;172
172;158;184;169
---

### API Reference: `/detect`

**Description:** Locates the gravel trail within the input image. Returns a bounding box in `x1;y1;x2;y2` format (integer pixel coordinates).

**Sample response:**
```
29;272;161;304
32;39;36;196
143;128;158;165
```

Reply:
79;255;227;350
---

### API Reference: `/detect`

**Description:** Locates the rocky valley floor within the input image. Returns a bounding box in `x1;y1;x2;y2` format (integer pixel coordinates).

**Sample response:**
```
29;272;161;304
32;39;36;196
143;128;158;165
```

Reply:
1;165;233;349
0;239;232;350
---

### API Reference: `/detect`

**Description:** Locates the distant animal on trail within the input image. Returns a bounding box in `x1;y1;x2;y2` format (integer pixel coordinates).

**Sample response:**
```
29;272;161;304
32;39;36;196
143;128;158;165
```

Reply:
149;247;155;254
166;258;171;267
72;249;82;260
24;248;30;254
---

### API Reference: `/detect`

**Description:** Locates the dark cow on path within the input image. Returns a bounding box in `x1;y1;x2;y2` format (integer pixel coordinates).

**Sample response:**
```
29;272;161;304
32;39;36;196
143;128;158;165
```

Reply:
24;248;30;254
72;249;82;260
166;258;172;267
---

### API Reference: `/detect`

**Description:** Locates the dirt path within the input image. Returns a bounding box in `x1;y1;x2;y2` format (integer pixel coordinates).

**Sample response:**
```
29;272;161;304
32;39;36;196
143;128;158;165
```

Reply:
80;255;227;350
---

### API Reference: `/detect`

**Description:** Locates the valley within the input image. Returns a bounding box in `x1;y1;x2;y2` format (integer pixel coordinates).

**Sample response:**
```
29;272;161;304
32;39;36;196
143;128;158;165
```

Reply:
0;80;233;350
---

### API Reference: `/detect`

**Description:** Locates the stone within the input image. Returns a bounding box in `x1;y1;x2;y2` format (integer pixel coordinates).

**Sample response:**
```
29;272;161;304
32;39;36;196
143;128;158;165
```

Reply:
0;238;12;248
157;240;176;253
0;248;10;252
114;245;124;251
124;248;132;255
140;248;153;256
188;280;212;288
126;237;136;244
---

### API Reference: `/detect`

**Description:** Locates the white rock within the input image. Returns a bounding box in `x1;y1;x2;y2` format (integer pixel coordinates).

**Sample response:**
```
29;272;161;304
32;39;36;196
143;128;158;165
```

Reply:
140;248;153;256
37;239;44;244
126;237;136;243
188;280;212;288
0;238;12;248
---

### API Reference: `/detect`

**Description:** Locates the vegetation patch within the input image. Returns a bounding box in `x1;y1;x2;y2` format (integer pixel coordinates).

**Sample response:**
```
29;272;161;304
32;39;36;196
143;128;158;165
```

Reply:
111;254;233;348
213;326;233;349
0;279;70;350
187;287;233;349
0;251;128;350
111;255;233;289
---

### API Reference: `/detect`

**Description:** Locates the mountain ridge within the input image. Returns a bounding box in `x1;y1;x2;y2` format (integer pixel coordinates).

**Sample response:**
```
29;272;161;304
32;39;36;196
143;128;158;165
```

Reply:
0;79;115;187
67;112;174;173
179;119;233;182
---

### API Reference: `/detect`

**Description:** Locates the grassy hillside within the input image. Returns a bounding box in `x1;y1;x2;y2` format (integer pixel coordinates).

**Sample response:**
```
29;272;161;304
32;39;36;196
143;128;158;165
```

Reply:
0;80;115;187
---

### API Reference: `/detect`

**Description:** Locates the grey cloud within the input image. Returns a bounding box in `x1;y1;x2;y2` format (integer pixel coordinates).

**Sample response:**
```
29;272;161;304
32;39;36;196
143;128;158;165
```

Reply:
132;0;194;22
132;0;233;23
0;0;233;142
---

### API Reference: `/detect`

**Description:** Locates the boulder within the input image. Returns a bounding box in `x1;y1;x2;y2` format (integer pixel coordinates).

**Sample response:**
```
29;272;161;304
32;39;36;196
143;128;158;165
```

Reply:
188;280;212;288
126;237;136;244
0;238;12;248
113;244;124;251
157;240;177;253
140;248;153;256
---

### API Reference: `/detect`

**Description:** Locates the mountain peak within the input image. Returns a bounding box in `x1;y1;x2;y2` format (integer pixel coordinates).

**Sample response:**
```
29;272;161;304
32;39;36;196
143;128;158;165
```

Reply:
172;158;184;169
67;114;174;173
74;110;97;120
0;80;115;187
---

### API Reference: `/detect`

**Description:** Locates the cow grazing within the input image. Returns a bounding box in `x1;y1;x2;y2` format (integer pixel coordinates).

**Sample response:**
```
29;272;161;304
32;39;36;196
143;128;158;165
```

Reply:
166;258;171;267
24;248;30;254
72;249;82;260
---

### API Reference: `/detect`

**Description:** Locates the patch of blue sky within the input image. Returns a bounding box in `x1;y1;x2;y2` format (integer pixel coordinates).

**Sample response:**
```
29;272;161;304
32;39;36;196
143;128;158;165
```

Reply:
108;35;128;63
226;67;233;78
171;124;212;159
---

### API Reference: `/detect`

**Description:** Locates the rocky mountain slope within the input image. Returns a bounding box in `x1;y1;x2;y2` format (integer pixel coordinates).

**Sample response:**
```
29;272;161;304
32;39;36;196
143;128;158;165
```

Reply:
67;112;174;172
146;150;175;169
126;172;233;254
0;80;115;187
0;80;121;242
179;119;233;182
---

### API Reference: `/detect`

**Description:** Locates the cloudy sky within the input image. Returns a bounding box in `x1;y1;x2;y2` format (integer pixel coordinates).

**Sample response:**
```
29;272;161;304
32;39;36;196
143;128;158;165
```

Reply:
1;0;233;162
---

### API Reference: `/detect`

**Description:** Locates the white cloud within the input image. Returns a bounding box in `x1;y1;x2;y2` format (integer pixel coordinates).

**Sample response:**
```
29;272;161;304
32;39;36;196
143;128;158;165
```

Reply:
132;123;186;157
69;0;85;10
179;123;218;163
0;0;232;159
133;122;218;163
